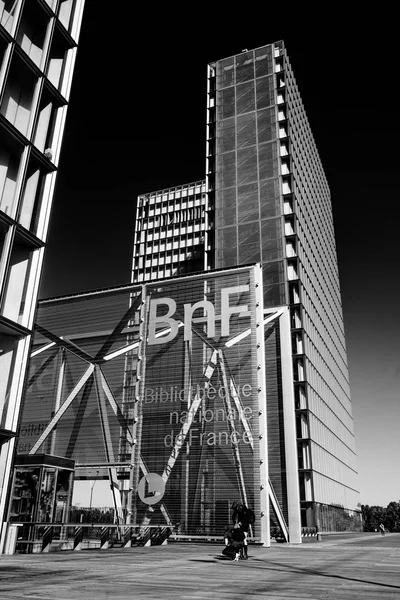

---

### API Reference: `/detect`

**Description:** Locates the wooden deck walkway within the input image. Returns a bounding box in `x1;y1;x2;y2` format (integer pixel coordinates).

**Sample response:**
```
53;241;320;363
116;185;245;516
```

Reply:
1;533;400;599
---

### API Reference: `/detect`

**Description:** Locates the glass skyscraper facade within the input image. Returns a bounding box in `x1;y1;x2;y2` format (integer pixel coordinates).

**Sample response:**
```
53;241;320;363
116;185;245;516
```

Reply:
0;0;85;551
132;42;360;532
206;42;359;528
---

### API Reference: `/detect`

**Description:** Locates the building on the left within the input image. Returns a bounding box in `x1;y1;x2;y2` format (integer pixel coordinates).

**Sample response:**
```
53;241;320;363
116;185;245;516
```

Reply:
0;0;85;549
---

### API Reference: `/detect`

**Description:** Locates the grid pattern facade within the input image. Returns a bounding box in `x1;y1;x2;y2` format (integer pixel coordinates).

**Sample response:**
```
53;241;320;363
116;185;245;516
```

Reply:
279;44;358;514
206;42;359;525
16;267;270;541
132;181;207;283
0;0;85;548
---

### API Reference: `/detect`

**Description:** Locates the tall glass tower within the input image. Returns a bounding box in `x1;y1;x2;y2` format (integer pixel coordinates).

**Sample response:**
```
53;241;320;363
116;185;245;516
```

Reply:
0;0;85;549
206;42;359;529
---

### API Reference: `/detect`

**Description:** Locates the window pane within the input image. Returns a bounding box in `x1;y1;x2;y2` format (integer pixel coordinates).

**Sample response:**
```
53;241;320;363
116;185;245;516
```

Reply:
58;0;75;32
237;147;257;186
17;1;50;68
0;55;38;137
216;188;237;226
257;107;276;144
0;333;23;429
217;87;235;120
235;51;254;84
260;178;280;219
216;151;236;189
256;75;275;110
216;117;235;153
258;142;278;180
261;218;283;261
237;183;259;223
237;113;256;149
216;57;234;89
0;133;24;218
0;0;19;33
1;235;34;324
255;46;273;78
17;159;47;234
236;81;254;115
47;27;71;91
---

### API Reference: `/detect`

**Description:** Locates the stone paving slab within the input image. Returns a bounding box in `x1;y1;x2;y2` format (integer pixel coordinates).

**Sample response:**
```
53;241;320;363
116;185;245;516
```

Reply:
0;533;400;600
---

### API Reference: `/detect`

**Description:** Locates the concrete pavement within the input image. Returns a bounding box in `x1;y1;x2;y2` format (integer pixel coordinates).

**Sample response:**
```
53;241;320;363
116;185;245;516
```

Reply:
1;533;400;599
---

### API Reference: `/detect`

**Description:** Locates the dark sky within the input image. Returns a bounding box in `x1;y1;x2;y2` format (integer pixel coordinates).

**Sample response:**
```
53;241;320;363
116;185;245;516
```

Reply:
39;5;399;505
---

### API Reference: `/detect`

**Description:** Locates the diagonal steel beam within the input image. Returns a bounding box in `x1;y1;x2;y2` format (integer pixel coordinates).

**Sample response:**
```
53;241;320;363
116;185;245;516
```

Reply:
34;324;95;363
29;364;95;454
95;293;142;361
161;350;218;483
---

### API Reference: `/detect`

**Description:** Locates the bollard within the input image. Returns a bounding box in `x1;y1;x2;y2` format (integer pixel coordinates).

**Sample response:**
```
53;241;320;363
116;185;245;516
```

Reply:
317;532;322;541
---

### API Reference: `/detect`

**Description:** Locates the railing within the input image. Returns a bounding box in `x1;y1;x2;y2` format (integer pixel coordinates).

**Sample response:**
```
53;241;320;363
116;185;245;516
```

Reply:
6;523;174;554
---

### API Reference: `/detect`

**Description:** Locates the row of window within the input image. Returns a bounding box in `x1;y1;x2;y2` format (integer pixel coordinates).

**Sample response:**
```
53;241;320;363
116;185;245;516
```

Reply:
136;207;205;229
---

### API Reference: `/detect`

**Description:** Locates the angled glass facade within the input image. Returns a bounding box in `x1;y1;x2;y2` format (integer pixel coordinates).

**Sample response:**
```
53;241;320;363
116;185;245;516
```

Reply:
0;0;85;551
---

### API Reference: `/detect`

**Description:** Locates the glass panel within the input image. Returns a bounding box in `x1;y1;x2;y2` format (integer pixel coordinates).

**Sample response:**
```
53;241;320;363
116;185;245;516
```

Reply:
47;27;71;91
0;35;8;77
261;218;283;261
263;261;286;306
238;221;260;247
33;90;61;155
238;241;260;265
236;113;256;149
0;0;19;34
0;55;38;137
216;227;237;266
258;142;278;181
256;75;275;110
257;107;277;144
238;221;260;264
54;470;72;522
216;57;234;89
215;188;236;226
260;178;281;219
0;333;19;428
237;183;259;223
17;158;47;234
217;87;235;120
1;233;34;324
9;467;41;522
17;1;50;68
263;280;285;307
237;147;257;186
263;260;284;284
38;468;56;522
235;51;254;84
0;133;24;218
236;81;254;115
58;0;75;32
255;46;273;78
216;151;236;189
216;117;235;153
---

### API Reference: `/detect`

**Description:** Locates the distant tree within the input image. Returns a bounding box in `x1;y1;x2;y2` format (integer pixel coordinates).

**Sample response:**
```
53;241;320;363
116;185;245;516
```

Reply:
361;504;386;531
385;501;400;532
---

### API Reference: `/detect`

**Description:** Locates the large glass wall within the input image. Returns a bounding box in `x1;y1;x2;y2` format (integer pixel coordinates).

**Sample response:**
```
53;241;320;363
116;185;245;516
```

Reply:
17;267;268;539
210;46;286;307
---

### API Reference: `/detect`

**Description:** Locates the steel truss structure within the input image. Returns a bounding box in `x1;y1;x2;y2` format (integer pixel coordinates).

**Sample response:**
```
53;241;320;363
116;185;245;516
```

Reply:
19;267;301;545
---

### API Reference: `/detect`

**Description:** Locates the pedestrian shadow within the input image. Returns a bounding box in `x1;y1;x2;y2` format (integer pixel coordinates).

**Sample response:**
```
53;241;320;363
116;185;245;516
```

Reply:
251;559;400;590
